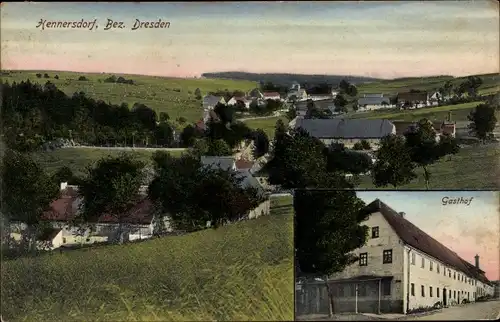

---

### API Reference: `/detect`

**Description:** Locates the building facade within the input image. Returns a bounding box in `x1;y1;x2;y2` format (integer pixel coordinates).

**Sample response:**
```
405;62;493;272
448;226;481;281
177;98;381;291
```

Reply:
325;199;494;314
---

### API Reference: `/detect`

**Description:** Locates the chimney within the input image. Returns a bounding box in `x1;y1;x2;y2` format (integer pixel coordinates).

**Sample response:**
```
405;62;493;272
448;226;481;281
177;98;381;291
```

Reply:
60;182;68;191
399;212;406;218
475;254;480;269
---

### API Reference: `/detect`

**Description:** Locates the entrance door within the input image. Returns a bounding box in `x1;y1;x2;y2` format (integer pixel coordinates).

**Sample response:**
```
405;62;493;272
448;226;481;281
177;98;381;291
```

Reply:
443;288;447;306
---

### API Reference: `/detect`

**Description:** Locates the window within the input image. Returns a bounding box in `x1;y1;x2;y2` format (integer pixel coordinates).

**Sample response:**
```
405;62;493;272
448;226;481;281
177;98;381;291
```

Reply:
448;269;451;277
437;264;440;273
430;286;433;297
359;253;368;266
453;272;456;280
411;253;416;265
449;290;451;298
372;226;379;238
421;257;425;268
421;285;425;297
62;237;66;244
430;261;433;271
411;283;415;296
86;237;90;242
382;280;391;296
437;288;440;297
383;250;393;264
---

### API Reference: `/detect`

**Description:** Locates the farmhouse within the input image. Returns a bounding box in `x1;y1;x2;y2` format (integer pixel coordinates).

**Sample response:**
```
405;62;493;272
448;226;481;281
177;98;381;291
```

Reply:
394;121;457;138
294;118;396;149
295;99;337;117
202;95;225;110
324;199;495;314
287;83;308;102
263;91;281;101
200;156;271;219
227;96;251;109
357;94;393;110
397;92;435;108
247;88;264;99
9;183;172;250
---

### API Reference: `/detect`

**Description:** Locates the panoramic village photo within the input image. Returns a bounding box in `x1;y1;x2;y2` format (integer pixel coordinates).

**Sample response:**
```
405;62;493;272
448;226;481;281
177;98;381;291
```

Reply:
295;190;500;321
0;1;499;322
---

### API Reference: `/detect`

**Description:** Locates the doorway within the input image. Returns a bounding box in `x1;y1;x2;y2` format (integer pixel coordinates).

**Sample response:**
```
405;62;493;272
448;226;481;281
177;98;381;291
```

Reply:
443;288;447;306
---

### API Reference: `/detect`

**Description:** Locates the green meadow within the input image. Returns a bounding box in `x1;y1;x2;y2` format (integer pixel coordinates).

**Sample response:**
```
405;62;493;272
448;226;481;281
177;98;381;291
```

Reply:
1;70;258;124
1;196;294;322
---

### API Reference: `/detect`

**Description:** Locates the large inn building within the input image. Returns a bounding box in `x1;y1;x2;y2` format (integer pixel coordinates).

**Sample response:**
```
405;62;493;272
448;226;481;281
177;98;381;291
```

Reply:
300;199;495;315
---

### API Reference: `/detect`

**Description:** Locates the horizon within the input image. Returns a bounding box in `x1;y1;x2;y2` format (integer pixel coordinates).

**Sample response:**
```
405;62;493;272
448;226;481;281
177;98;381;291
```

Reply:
1;1;498;78
358;191;500;281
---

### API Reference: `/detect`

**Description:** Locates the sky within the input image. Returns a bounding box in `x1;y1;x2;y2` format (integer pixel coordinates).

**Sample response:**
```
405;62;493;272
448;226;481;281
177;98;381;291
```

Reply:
1;1;498;79
358;191;500;281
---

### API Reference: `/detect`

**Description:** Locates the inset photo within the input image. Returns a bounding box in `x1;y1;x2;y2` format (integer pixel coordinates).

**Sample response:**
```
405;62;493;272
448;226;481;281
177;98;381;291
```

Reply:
295;190;499;321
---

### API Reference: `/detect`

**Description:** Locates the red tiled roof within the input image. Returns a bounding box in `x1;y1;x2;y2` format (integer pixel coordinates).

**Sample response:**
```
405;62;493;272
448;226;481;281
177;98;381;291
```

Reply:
363;199;491;285
235;159;255;169
263;92;280;97
40;188;155;225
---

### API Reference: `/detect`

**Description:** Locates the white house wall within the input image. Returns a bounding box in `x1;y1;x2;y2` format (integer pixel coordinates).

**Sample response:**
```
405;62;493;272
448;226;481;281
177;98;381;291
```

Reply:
329;211;406;313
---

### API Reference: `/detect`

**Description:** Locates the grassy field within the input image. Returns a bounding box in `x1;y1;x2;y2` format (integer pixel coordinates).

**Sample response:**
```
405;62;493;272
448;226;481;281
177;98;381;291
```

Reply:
358;144;500;190
1;196;294;321
1;70;258;124
346;101;485;122
32;147;185;178
242;116;290;138
356;73;499;96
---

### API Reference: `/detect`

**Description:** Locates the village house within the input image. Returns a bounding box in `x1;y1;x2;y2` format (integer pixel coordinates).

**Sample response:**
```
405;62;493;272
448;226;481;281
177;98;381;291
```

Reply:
226;96;251;109
262;91;282;101
397;92;435;109
323;199;495;314
294;118;396;149
357;94;393;111
247;88;264;100
394;120;456;138
295;99;337;117
202;95;226;123
287;83;309;102
9;183;172;250
200;156;271;219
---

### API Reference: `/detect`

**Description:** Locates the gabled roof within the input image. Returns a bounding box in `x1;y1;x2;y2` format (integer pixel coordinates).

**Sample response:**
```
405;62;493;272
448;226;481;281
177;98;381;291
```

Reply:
363;199;492;285
358;96;390;106
37;228;62;241
203;95;224;106
295;119;395;139
263;92;280;98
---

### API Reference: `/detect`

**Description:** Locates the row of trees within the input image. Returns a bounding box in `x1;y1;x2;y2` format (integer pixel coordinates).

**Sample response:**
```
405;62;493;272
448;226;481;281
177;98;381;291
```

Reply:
1;81;179;152
1;149;265;255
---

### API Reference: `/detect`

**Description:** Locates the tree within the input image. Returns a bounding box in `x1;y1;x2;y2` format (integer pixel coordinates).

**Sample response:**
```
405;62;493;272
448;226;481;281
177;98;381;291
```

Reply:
148;152;262;231
464;76;483;98
154;122;174;147
333;94;348;113
346;84;358;97
194;88;202;98
78;76;88;81
159;112;170;123
178;116;187;124
338;79;350;93
36;73;42;78
77;154;145;242
180;124;199;147
54;75;59;80
253;129;270;159
206;139;232;156
326;144;372;175
213;102;235;124
1;150;60;253
372;134;417;188
52;166;76;185
360;140;371;150
403;119;460;189
43;73;50;79
295;189;369;315
353;142;364;150
438;133;460;161
467;103;497;143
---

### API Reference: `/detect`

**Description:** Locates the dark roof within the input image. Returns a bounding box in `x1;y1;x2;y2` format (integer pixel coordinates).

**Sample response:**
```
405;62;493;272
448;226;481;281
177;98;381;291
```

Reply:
397;92;429;102
263;91;280;97
358;96;390;106
329;275;394;283
235;159;255;170
37;228;62;241
363;199;492;285
295;118;395;139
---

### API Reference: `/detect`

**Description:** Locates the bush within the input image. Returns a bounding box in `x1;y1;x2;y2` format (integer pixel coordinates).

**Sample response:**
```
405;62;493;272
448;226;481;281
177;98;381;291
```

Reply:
36;73;42;78
54;75;59;79
43;73;50;78
78;76;89;81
